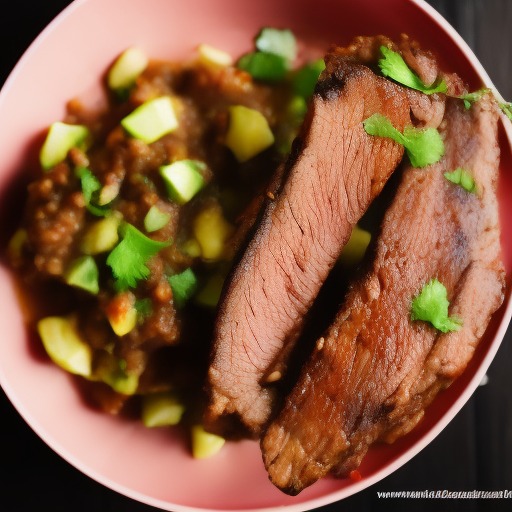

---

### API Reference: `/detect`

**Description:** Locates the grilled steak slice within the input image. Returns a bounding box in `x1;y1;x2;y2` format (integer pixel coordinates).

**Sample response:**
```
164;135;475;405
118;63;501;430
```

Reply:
262;96;505;494
205;44;415;437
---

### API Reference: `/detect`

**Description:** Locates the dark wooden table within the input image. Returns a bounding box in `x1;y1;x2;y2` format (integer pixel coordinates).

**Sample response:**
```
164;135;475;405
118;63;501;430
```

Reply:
1;1;511;511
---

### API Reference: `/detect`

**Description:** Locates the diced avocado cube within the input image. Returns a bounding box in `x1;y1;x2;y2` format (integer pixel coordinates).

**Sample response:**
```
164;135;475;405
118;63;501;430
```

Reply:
338;225;371;267
144;205;171;232
191;425;225;459
237;52;288;82
225;105;275;162
255;27;297;61
287;95;308;121
292;58;326;99
101;367;139;395
193;202;234;260
121;97;178;144
64;256;100;294
98;182;120;206
142;392;185;427
40;122;89;170
168;268;198;308
106;291;138;336
37;315;92;376
108;47;148;91
80;215;121;255
195;274;225;308
181;239;202;258
159;160;206;205
8;228;28;264
197;44;233;68
96;351;139;395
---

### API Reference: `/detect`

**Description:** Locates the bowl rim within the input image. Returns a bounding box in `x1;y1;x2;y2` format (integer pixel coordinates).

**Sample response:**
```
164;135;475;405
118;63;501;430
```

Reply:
1;0;511;511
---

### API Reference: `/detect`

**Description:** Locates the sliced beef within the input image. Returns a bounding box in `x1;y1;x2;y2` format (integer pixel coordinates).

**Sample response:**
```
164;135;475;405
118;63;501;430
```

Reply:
262;96;505;494
205;41;419;438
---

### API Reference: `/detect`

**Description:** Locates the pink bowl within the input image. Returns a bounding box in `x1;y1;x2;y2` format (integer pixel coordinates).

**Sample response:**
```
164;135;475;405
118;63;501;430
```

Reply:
1;0;511;510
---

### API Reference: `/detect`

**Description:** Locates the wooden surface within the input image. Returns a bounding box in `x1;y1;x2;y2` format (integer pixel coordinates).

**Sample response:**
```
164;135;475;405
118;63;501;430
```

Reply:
1;1;511;511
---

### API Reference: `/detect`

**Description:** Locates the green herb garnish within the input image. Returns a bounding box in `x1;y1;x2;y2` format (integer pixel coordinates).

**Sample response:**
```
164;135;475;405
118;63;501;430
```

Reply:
76;167;110;217
378;46;447;95
499;101;512;122
255;28;297;61
107;223;171;291
457;88;491;110
363;113;444;168
292;58;326;99
237;52;289;82
134;298;153;321
168;268;198;308
411;278;462;333
444;168;477;193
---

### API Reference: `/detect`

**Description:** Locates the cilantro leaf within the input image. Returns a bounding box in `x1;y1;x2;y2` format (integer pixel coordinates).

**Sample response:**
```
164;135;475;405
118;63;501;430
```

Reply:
457;88;491;110
411;278;462;333
76;167;110;217
363;113;444;168
237;52;289;82
444;168;477;193
378;46;448;95
168;268;198;308
106;223;171;291
499;101;512;122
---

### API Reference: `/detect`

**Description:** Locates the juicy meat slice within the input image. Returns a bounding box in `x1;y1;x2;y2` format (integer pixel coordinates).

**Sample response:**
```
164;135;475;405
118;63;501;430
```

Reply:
205;45;414;437
262;96;505;494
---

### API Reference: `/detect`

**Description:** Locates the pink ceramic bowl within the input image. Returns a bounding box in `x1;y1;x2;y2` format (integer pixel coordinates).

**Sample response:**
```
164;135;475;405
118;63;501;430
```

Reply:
1;0;511;510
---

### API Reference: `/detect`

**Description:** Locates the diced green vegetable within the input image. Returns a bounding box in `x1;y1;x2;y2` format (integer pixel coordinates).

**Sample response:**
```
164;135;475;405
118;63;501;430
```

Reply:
98;182;120;206
363;113;444;168
195;274;225;308
108;47;148;91
287;95;308;120
193;202;234;260
411;278;462;333
76;167;110;217
197;44;233;68
444;168;477;193
121;97;178;144
191;425;225;459
292;59;325;99
458;88;491;110
8;228;27;263
37;316;92;376
237;52;289;82
144;205;171;232
338;225;371;267
142;392;185;427
159;160;206;205
40;122;89;170
378;46;447;95
168;268;198;308
225;105;275;162
181;239;202;258
255;27;297;61
96;351;139;394
64;256;100;294
106;223;171;290
106;291;138;336
80;215;121;255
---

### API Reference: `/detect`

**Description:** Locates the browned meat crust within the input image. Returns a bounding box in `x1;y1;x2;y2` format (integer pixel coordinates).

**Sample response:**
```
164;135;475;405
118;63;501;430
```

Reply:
262;96;505;494
205;40;420;438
